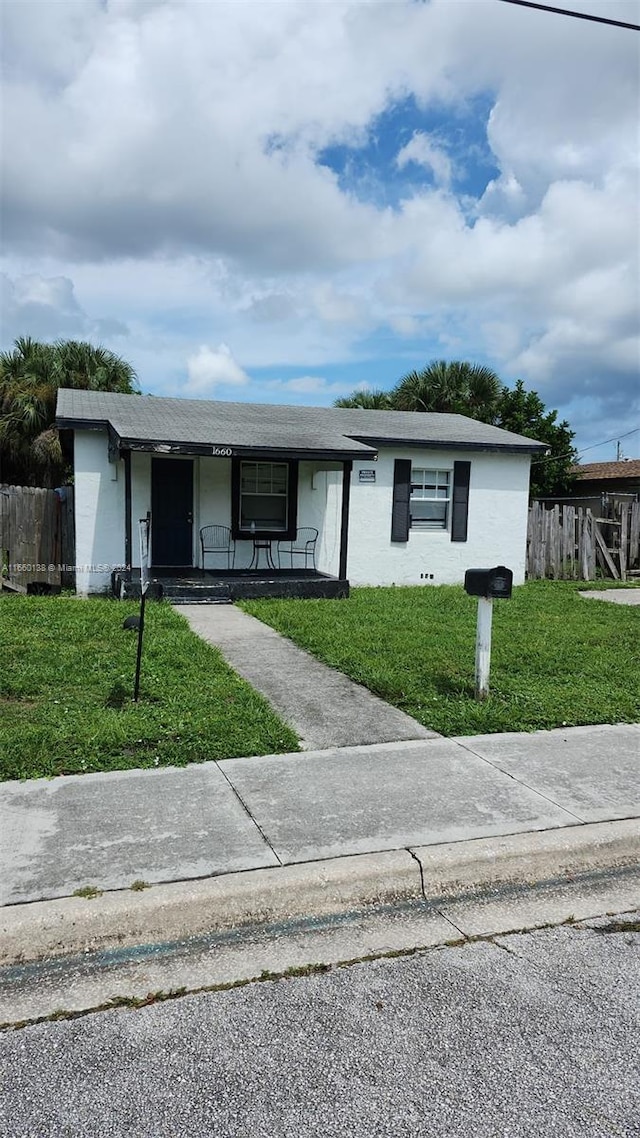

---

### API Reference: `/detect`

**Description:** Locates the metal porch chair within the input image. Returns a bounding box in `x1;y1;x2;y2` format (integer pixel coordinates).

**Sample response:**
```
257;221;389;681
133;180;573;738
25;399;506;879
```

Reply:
200;525;236;570
277;527;318;570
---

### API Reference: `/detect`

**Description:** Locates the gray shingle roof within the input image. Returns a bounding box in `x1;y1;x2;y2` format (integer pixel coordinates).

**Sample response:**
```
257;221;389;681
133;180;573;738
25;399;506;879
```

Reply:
56;389;546;455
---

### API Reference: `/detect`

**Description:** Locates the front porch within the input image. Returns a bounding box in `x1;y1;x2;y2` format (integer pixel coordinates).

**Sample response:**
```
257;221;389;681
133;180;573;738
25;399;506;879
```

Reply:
113;567;349;603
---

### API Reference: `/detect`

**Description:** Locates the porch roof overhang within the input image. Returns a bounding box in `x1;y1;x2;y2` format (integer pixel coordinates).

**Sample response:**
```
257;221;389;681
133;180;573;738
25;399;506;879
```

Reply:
56;417;375;462
110;430;373;463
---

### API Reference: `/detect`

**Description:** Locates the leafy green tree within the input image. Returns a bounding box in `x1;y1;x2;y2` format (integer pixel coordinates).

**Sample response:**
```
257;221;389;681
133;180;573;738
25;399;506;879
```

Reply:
335;361;577;498
334;389;394;409
0;338;138;487
496;379;577;498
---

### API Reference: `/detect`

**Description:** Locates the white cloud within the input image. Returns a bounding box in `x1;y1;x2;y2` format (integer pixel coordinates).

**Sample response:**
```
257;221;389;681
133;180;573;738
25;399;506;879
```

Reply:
387;314;422;338
185;344;248;395
13;274;78;311
283;376;328;394
396;132;453;187
0;0;638;450
244;293;298;324
263;375;353;402
1;0;412;270
2;0;637;277
311;283;366;328
1;270;128;342
282;375;349;395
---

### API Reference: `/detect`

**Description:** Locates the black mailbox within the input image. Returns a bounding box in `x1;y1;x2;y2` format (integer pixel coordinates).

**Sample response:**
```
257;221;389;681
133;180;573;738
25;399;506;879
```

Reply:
464;565;513;599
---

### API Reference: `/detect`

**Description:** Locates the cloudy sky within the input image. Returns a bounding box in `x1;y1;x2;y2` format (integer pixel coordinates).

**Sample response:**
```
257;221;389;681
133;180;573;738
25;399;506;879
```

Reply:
1;0;639;460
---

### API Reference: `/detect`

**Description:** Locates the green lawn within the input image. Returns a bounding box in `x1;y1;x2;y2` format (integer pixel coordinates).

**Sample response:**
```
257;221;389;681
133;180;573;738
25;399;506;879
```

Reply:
241;581;640;736
0;596;299;781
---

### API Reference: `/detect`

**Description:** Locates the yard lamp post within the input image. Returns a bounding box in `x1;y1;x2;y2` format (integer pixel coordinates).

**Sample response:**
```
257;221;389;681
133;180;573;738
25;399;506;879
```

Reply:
133;512;151;702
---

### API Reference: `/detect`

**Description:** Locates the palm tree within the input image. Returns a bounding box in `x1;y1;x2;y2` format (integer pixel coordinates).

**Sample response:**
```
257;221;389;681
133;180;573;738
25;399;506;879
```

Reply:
54;340;137;393
392;360;503;421
334;389;394;409
0;338;138;487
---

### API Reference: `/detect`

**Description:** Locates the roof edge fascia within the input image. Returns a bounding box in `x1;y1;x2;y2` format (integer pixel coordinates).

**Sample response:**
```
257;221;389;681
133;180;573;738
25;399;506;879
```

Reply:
348;435;547;455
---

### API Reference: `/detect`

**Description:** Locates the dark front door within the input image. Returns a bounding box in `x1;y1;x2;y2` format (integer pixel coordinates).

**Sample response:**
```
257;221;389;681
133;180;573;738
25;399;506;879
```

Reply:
151;458;194;567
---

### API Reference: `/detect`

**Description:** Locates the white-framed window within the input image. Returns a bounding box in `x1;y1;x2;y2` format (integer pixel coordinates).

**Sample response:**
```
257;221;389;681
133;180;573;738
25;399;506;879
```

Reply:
410;468;451;530
239;461;289;531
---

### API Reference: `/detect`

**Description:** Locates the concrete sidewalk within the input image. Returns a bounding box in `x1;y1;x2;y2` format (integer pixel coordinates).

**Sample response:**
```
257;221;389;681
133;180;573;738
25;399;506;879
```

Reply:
1;723;638;907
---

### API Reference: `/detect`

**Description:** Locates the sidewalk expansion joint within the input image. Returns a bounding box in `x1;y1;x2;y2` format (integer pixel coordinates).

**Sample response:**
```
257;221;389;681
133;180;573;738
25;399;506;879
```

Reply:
452;738;586;824
215;761;283;867
296;738;443;757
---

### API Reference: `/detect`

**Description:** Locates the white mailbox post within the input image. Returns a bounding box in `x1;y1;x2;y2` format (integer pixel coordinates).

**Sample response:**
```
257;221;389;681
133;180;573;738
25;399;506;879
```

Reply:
464;566;513;700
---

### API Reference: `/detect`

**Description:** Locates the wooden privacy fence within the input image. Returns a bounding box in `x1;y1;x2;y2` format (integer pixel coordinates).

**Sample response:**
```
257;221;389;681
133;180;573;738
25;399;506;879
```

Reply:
0;485;75;592
527;500;640;582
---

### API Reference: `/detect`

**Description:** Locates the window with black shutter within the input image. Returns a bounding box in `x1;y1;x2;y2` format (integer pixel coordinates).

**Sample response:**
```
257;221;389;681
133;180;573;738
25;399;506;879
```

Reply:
410;469;451;530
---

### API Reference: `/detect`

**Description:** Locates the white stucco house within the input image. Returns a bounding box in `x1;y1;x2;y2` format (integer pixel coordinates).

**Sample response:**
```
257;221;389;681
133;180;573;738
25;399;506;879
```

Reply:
56;389;546;601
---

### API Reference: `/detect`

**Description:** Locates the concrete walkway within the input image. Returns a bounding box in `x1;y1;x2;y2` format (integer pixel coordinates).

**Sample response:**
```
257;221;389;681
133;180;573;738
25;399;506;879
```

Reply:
1;724;638;906
580;588;640;605
179;604;436;749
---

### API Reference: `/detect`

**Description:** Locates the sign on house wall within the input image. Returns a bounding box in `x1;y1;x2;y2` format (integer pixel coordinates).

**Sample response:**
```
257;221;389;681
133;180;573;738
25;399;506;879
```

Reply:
359;469;376;483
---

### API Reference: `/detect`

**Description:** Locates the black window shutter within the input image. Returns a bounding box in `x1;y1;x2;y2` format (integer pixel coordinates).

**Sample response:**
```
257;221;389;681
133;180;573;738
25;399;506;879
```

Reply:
391;459;411;542
451;461;471;542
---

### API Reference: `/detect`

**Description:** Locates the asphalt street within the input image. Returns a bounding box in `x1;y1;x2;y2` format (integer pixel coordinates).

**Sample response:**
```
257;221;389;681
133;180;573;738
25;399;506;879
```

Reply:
1;911;638;1138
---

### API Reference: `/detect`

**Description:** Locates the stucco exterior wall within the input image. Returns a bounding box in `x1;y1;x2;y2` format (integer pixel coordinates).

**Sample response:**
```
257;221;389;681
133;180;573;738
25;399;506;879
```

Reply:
73;435;531;592
347;449;531;586
296;462;342;576
74;430;125;594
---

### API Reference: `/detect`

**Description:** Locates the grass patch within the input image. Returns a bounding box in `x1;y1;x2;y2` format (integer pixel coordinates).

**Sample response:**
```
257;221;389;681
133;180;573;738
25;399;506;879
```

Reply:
241;580;640;736
72;885;102;900
0;595;298;782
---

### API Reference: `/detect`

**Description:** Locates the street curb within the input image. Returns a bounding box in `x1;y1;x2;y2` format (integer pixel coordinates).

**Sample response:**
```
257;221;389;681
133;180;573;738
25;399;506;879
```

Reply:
0;849;422;966
1;821;638;967
410;818;640;900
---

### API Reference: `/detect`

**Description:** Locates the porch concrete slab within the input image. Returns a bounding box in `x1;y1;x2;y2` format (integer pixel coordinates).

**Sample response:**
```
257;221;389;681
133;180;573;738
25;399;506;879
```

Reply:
454;724;640;823
0;763;278;906
178;605;436;750
222;738;579;864
580;588;640;605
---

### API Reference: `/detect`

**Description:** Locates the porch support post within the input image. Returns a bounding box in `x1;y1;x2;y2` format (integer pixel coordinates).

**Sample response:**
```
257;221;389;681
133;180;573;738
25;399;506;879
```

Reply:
123;449;132;571
339;460;352;580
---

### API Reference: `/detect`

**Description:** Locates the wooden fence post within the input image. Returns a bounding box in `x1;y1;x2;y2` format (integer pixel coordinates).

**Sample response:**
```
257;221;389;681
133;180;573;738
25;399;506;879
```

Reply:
620;504;628;581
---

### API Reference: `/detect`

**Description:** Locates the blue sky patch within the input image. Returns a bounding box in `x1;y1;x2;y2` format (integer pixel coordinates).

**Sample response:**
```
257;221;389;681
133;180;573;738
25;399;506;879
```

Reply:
317;92;499;208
